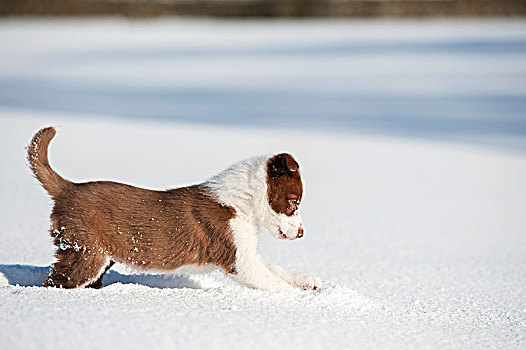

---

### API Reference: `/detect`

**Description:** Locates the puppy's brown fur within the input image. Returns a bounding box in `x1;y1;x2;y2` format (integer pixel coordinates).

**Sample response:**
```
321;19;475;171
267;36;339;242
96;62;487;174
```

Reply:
267;153;303;216
28;127;237;288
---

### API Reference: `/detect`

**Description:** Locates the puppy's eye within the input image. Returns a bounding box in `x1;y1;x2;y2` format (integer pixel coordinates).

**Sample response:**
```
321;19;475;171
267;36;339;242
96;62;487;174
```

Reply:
290;197;300;205
288;199;300;214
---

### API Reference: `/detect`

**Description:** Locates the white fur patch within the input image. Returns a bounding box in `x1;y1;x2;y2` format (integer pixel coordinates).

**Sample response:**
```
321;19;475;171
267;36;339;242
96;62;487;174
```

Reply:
205;155;304;240
204;154;312;291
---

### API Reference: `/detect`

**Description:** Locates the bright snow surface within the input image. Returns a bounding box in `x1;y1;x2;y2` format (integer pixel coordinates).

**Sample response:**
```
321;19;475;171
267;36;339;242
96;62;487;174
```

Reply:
1;18;526;350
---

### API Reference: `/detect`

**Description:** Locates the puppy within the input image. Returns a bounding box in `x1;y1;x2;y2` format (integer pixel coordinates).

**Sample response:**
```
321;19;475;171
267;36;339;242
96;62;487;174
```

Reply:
27;127;321;291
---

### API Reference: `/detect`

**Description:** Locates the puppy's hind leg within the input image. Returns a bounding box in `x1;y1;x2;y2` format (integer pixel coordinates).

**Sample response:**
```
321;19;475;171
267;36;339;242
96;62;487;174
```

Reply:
86;260;115;289
45;247;111;289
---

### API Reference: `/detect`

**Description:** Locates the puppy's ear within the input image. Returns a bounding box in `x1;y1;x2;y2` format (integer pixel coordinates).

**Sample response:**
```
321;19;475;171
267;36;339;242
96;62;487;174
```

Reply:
268;153;299;178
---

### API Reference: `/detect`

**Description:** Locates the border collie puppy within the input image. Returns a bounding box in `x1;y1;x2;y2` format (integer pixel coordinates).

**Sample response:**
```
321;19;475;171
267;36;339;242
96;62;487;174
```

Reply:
28;127;321;291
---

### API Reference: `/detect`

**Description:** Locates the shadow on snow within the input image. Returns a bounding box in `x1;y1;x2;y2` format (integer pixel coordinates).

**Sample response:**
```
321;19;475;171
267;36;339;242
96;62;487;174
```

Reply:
0;264;201;289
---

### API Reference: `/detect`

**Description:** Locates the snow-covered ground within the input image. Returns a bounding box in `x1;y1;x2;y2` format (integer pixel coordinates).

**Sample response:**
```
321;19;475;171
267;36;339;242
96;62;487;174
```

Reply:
1;18;525;349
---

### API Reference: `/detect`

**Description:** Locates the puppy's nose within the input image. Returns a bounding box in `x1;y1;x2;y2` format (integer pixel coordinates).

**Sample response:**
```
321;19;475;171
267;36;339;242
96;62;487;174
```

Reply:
297;227;304;238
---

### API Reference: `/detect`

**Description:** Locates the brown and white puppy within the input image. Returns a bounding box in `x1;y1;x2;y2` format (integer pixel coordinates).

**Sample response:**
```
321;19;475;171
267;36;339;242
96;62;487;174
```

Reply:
27;127;321;290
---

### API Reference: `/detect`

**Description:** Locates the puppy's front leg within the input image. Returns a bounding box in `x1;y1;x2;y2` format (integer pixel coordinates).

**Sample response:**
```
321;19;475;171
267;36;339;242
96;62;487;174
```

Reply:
229;219;292;291
266;263;322;290
232;256;293;291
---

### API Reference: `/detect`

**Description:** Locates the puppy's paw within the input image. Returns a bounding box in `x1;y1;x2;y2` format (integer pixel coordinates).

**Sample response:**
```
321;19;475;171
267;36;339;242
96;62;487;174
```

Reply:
290;273;322;290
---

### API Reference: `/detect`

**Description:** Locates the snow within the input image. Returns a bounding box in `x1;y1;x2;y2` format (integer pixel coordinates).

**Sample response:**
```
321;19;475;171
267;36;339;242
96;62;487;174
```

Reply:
1;18;526;349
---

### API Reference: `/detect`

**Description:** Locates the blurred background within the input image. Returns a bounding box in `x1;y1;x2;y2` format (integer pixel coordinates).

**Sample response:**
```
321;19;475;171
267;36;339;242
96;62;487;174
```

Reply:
1;0;525;151
1;0;526;17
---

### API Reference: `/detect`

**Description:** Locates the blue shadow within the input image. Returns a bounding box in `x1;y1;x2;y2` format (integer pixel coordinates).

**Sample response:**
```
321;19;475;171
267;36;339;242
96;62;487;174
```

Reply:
0;264;201;289
1;37;526;150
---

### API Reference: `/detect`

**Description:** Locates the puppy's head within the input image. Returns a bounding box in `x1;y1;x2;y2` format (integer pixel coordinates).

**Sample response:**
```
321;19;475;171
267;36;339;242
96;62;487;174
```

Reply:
263;153;304;240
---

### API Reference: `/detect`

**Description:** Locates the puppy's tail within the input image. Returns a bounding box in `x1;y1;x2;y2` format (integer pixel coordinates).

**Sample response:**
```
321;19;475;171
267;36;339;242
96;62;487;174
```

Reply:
27;127;73;197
